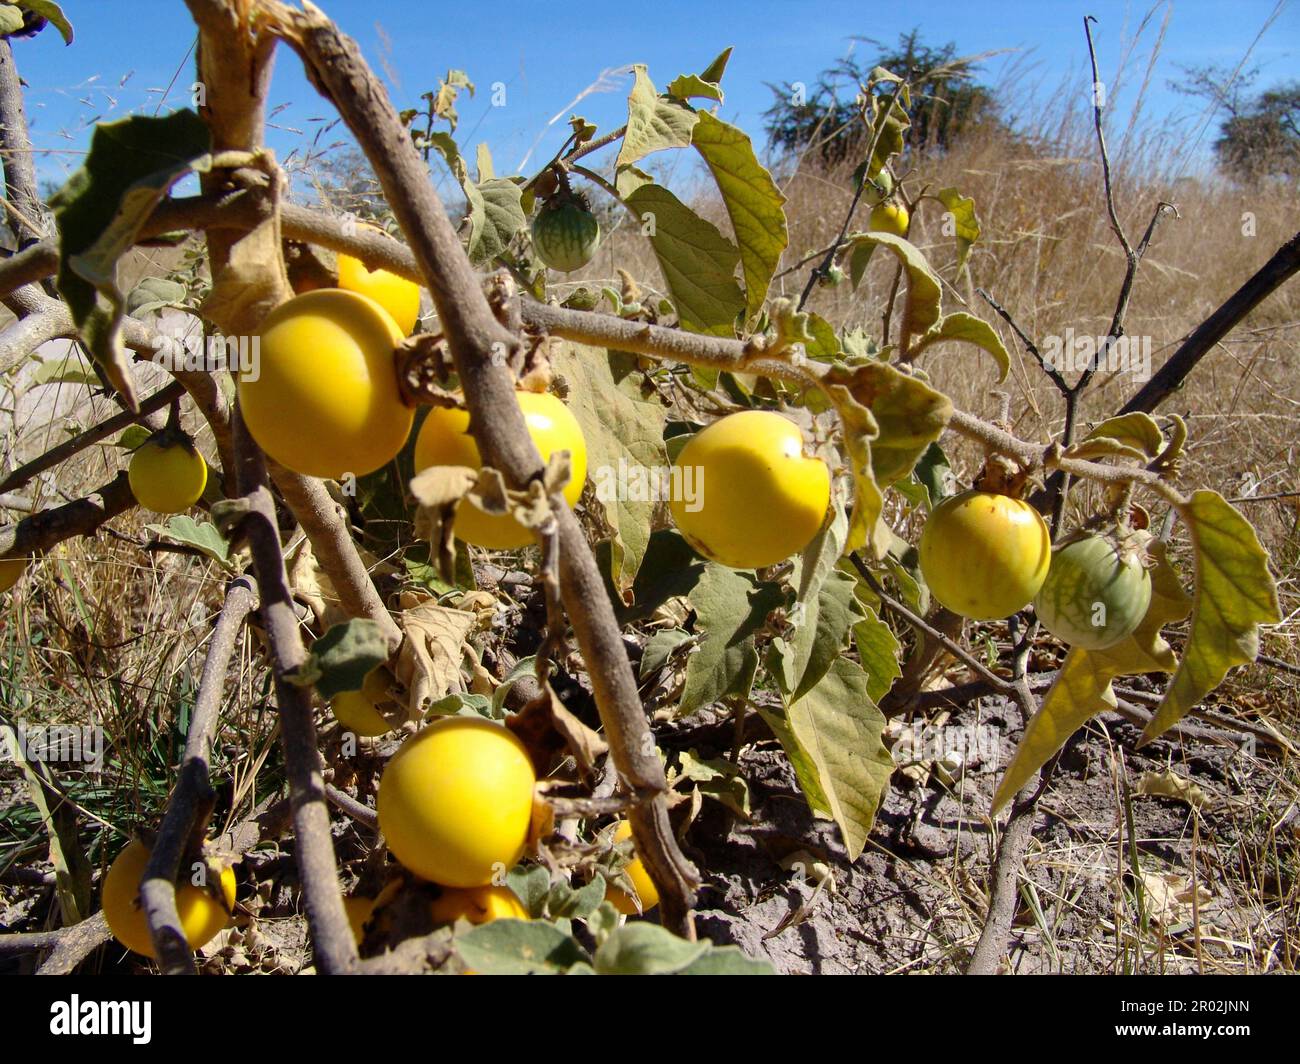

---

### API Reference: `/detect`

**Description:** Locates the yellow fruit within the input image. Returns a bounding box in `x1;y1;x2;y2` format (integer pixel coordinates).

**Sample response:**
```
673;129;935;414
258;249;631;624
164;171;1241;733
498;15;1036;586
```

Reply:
343;895;376;945
869;202;909;238
241;289;412;480
377;717;536;888
413;391;588;549
606;820;659;915
128;438;207;514
337;236;421;336
669;410;830;569
330;669;393;738
430;884;530;925
0;556;29;593
101;840;236;959
918;490;1051;621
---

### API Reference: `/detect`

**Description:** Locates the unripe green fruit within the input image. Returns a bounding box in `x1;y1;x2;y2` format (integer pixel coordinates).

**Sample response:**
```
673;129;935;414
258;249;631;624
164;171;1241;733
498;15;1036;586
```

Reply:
1034;535;1152;650
531;199;600;272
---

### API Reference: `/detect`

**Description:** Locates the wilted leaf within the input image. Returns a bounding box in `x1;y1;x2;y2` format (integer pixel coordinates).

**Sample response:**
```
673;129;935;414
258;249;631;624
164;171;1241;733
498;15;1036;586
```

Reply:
395;595;477;713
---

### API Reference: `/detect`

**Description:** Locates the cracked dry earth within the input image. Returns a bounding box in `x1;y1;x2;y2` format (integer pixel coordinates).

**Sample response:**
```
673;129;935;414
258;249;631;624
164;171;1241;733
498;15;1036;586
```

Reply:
664;692;1295;975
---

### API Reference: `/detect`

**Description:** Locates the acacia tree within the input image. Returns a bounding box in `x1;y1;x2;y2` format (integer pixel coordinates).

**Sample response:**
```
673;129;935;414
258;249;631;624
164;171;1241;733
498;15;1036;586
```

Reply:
0;2;1293;975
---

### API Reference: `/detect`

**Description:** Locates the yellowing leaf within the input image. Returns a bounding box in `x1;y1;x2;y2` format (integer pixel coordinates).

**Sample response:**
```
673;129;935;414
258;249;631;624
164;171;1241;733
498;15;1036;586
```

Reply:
615;66;697;171
846;231;942;344
1085;412;1165;458
826;362;952;557
691;111;788;322
911;312;1009;382
1141;491;1281;743
936;188;980;276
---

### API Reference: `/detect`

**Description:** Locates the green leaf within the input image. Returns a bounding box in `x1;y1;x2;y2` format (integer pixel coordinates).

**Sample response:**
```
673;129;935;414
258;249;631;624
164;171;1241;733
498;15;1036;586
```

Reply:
1142;491;1280;743
49;110;210;409
298;619;390;700
846;231;942;344
426;131;467;184
783;657;894;860
594;922;710;975
547;875;607;920
611;529;708;625
640;628;692;680
992;543;1191;812
464;176;526;267
552;343;667;592
676;748;751;817
126;275;187;317
425;692;496;719
506;865;552;918
936;187;980;276
691;111;788;322
853;605;902;703
616;66;698;171
680;564;783;715
619;170;745;337
910;441;951;510
455;920;588;975
776;501;861;701
912;312;1010;382
114;424;153;451
144;516;232;571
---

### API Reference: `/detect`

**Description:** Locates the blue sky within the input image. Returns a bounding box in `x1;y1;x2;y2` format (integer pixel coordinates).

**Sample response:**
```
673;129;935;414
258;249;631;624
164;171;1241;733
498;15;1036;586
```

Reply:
11;0;1297;195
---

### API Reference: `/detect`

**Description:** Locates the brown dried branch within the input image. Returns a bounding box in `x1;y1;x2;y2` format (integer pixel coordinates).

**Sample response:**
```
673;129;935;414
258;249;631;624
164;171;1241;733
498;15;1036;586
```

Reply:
141;575;258;973
258;0;699;936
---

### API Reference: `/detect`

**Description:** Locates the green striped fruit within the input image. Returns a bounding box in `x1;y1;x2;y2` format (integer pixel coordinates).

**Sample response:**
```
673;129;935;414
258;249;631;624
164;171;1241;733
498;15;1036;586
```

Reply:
1034;535;1152;650
531;198;600;272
